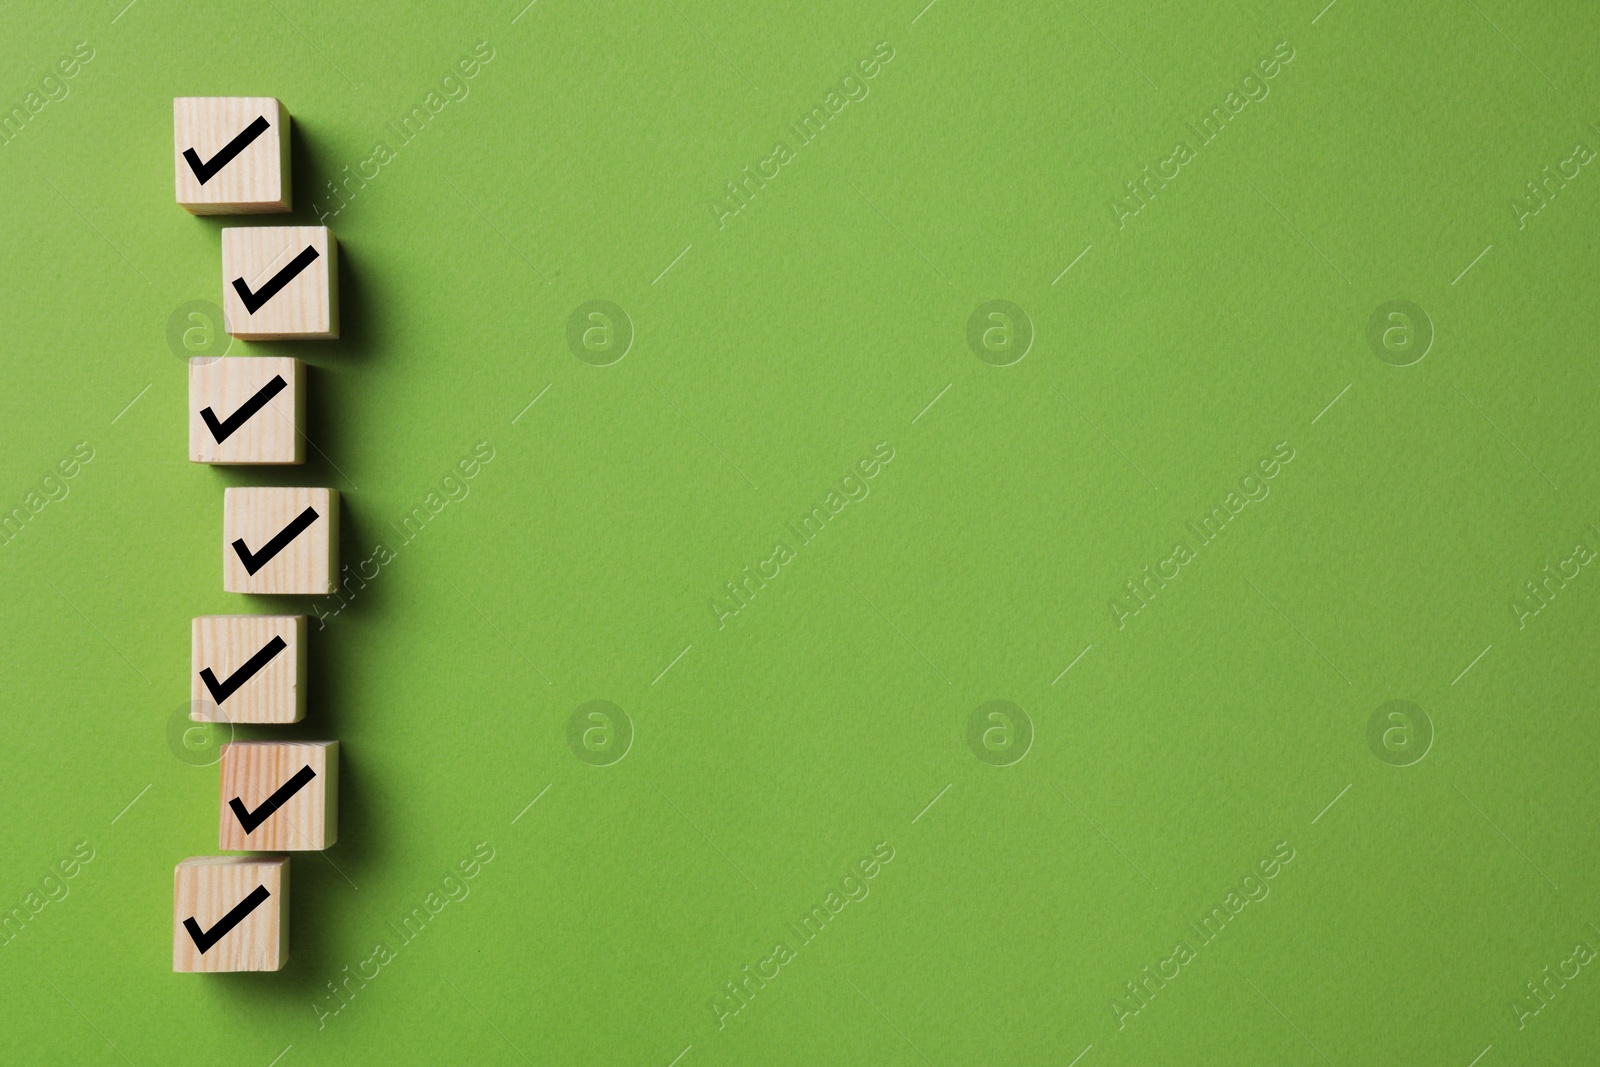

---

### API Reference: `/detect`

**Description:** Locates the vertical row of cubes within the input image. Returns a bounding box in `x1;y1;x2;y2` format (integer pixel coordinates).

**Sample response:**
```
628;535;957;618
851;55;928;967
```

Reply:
172;97;342;973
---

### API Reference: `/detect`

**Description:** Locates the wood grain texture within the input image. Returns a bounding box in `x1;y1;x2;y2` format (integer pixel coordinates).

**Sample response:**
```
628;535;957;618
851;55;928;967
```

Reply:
222;486;338;594
173;97;290;215
218;741;338;851
190;615;306;724
188;356;303;464
172;856;287;972
221;225;338;339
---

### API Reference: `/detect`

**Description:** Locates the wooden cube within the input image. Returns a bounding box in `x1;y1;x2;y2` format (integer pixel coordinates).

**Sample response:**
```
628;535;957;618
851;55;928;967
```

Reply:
223;487;338;595
173;855;288;972
219;741;338;851
173;97;291;214
191;615;306;724
221;226;338;339
188;356;304;464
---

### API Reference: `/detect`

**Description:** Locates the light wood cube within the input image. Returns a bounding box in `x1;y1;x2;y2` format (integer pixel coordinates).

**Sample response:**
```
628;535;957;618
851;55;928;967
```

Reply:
191;615;306;724
173;855;288;972
221;226;338;339
222;486;338;595
173;97;291;214
219;741;338;851
188;356;303;464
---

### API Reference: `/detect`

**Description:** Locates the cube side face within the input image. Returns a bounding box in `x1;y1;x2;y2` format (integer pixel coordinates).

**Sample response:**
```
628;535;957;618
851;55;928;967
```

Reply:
297;610;309;709
324;232;340;338
218;741;337;851
221;226;337;339
174;98;290;215
188;357;303;464
173;856;287;972
325;487;341;586
324;741;339;846
222;487;337;594
294;363;307;461
190;615;306;724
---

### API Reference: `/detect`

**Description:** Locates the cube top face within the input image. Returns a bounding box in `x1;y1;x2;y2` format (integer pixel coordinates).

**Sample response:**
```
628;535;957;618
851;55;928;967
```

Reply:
222;486;338;595
188;356;303;465
174;98;290;215
219;741;338;851
221;226;338;340
191;615;306;724
173;856;287;972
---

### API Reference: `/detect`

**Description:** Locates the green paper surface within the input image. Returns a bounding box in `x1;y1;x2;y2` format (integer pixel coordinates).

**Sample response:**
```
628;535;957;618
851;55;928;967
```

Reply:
3;1;1600;1063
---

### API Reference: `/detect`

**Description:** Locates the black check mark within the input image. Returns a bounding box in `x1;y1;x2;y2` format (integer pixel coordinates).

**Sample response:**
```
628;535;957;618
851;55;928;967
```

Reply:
199;635;287;704
183;884;270;954
200;374;287;443
232;506;319;575
233;246;319;314
183;115;271;185
229;764;316;834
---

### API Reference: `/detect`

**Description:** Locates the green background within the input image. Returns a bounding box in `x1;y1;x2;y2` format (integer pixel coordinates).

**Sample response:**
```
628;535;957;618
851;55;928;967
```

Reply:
3;0;1600;1063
